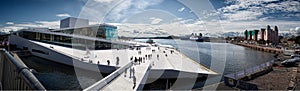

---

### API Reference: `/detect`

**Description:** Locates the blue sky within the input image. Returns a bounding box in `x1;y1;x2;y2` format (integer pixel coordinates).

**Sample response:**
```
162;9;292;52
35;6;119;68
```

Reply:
0;0;299;37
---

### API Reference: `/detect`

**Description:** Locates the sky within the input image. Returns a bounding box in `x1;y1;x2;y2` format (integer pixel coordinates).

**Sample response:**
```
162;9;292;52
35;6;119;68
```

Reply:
0;0;299;37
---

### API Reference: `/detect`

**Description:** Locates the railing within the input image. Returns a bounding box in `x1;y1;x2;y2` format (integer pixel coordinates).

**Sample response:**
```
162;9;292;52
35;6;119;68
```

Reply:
84;61;134;91
224;60;274;90
135;63;152;90
225;60;274;80
0;49;45;90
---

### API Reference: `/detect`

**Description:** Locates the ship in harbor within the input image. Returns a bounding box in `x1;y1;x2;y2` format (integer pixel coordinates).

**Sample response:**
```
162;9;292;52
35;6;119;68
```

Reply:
181;33;204;42
9;17;217;80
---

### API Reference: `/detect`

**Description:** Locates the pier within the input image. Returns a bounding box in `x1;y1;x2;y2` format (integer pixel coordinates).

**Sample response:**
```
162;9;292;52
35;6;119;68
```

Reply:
222;59;300;90
232;42;283;53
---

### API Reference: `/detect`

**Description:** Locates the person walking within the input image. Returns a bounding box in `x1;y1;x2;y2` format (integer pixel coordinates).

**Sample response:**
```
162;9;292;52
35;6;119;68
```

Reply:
116;57;120;66
124;68;127;77
107;60;110;65
139;57;142;64
129;68;132;78
132;67;135;77
130;56;133;61
132;76;136;89
134;57;138;64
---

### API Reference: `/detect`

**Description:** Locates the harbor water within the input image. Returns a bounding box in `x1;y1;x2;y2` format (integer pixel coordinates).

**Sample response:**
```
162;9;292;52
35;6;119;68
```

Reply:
20;39;275;90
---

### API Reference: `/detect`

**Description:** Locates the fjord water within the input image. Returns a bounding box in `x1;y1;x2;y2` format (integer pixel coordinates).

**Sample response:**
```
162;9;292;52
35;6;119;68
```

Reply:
21;39;275;90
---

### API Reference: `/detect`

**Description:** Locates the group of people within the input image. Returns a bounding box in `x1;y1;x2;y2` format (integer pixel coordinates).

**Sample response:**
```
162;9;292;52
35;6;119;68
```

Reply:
130;54;154;65
82;56;120;66
131;56;144;64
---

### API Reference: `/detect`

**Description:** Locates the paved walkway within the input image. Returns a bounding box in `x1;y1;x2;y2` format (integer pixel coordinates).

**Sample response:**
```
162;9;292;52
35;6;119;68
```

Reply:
32;40;218;90
151;47;217;74
101;59;152;90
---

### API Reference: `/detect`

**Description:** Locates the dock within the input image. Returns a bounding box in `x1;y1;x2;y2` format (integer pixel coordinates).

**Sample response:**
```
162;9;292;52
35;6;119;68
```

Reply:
232;42;283;53
222;59;300;90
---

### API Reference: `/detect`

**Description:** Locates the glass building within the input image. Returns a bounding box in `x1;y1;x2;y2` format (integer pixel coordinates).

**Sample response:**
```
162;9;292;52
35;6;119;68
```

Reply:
13;29;128;50
53;24;118;40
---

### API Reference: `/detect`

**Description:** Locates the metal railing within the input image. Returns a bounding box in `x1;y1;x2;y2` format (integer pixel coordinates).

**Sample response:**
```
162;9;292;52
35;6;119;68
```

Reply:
224;60;275;90
224;60;274;80
0;49;45;90
84;61;134;91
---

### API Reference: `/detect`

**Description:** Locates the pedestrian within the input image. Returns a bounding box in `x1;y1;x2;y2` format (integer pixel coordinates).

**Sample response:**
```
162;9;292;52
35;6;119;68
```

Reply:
124;68;127;77
129;68;132;78
98;61;100;64
132;67;135;76
139;57;142;64
116;57;120;66
143;57;145;63
145;55;147;60
157;54;159;60
107;60;110;65
148;54;151;59
133;76;136;89
134;57;138;63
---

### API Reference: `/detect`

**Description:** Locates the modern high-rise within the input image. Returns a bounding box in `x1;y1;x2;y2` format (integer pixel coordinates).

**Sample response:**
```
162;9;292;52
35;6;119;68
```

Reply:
244;25;279;45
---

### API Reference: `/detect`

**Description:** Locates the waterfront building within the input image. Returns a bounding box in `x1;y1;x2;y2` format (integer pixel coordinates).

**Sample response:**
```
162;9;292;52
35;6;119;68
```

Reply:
54;17;118;40
53;24;118;40
248;31;252;40
252;30;259;41
60;17;89;28
244;30;248;40
244;25;279;45
257;29;265;41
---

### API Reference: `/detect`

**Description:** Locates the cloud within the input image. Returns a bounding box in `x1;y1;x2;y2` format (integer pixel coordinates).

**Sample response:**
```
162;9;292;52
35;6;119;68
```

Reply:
6;22;14;25
217;0;300;21
177;7;185;12
105;0;164;22
150;17;163;24
93;0;114;3
223;11;263;21
0;21;60;33
56;13;71;17
110;17;300;37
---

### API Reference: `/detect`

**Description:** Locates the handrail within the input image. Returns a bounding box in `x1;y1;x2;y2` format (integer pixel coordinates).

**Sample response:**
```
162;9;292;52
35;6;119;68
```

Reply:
224;60;274;80
84;61;134;91
135;63;152;90
0;82;2;90
0;49;46;90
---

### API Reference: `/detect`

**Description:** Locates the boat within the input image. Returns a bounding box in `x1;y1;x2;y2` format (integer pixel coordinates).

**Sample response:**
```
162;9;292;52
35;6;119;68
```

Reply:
181;33;204;42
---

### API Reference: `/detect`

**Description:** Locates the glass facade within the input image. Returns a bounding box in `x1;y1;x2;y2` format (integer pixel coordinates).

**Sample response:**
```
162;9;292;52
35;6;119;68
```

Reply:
54;24;118;40
15;30;127;50
103;25;117;40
